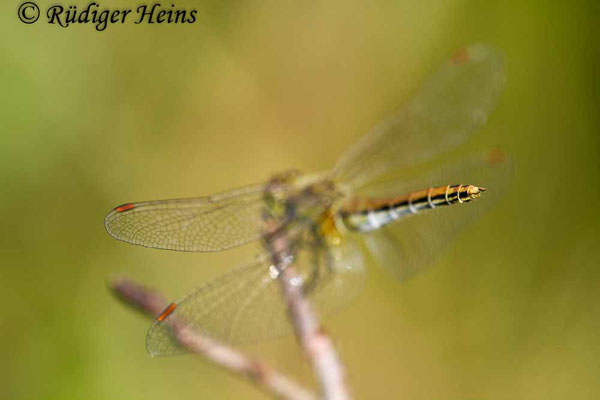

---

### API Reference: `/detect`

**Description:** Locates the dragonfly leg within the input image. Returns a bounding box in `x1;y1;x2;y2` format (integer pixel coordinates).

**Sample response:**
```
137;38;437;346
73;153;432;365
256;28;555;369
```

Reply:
302;229;335;296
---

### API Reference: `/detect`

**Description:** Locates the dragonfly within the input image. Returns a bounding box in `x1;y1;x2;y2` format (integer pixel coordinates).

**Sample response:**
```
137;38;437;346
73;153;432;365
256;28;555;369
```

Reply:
105;44;508;356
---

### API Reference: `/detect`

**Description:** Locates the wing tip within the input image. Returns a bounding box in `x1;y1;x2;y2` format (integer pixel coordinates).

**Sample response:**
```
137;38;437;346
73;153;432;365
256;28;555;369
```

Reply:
145;318;187;357
103;202;140;243
104;202;133;225
450;44;504;74
103;209;121;240
145;318;165;357
485;147;507;165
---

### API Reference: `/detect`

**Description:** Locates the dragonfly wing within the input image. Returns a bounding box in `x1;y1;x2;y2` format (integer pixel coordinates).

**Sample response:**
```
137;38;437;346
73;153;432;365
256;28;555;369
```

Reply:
105;184;266;252
146;238;365;356
361;148;512;280
309;236;365;319
333;44;505;189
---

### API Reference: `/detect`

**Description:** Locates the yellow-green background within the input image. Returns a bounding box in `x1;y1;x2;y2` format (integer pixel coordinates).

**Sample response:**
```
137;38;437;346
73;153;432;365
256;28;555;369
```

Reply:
2;1;599;399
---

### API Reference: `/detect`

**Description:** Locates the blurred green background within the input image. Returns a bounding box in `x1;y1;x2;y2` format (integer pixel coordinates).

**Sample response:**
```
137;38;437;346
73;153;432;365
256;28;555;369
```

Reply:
2;1;599;399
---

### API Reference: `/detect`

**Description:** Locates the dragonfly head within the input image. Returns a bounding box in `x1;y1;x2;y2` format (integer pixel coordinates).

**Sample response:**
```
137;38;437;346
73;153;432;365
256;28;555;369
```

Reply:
264;170;302;218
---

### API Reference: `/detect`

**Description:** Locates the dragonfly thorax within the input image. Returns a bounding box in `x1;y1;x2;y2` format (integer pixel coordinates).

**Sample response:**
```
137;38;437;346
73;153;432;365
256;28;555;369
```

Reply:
264;171;343;222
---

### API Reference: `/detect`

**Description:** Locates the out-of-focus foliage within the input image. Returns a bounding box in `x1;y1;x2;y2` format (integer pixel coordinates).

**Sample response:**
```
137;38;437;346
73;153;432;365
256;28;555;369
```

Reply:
1;1;598;399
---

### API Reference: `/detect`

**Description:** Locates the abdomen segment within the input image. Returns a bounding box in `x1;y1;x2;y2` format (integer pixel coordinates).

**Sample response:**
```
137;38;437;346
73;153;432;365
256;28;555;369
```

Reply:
340;184;485;232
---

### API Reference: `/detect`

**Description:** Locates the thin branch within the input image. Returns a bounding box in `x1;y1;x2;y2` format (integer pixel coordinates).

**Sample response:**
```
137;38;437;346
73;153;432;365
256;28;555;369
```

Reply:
109;276;317;400
266;232;351;400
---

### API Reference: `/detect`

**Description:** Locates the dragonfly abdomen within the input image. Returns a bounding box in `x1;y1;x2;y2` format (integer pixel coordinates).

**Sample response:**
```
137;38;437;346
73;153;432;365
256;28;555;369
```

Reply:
340;184;486;232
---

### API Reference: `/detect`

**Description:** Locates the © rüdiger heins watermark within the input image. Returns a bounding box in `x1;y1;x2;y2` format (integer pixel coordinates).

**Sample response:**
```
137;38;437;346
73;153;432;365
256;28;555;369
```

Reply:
45;2;197;31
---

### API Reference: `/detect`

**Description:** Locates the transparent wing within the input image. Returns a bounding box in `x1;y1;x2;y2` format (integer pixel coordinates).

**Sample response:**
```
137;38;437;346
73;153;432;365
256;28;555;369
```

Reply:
104;184;266;252
146;237;365;356
360;148;512;280
333;44;505;189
